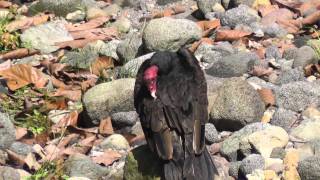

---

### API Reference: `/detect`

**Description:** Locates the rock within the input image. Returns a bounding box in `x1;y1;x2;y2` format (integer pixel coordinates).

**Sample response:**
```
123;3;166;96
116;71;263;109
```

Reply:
113;0;139;7
264;170;278;180
0;113;15;150
220;123;270;161
291;119;320;141
62;39;120;69
9;142;33;156
298;156;320;180
293;46;318;68
205;52;259;78
262;23;288;38
209;77;265;131
0;150;8;165
279;59;294;71
68;177;91;180
196;0;220;15
275;68;305;85
20;21;73;53
111;111;138;128
143;17;201;51
131;122;144;136
244;126;289;158
66;10;86;22
0;166;20;180
86;7;108;20
246;169;265;180
112;17;131;33
119;52;155;78
283;149;300;180
206;75;225;111
99;134;130;150
270;147;286;159
221;5;260;28
240;154;265;175
283;47;298;60
83;78;135;124
247;77;278;90
195;42;235;67
157;0;180;5
265;45;282;60
303;107;320;121
29;0;96;17
116;31;143;64
270;108;297;131
64;153;109;179
275;81;320;112
103;4;122;16
264;158;284;173
205;123;220;144
123;145;162;180
229;161;241;179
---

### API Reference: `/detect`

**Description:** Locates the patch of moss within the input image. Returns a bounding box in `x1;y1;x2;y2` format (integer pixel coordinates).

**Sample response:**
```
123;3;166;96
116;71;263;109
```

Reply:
123;145;162;180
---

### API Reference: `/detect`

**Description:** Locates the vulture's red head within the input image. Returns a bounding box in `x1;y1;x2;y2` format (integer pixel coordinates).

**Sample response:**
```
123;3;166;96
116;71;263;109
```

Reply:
143;65;158;99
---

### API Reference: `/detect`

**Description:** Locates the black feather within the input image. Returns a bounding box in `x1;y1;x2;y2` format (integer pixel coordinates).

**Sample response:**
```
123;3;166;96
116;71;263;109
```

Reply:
134;48;218;180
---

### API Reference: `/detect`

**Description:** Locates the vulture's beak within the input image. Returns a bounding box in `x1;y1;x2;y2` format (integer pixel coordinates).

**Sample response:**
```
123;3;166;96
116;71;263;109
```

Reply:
151;91;157;99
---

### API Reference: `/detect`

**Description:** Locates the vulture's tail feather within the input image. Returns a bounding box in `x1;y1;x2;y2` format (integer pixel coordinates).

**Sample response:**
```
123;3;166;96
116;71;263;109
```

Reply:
163;147;218;180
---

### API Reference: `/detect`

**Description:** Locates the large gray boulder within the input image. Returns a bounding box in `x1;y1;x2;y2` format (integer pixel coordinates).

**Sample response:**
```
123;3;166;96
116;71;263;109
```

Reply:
221;5;260;28
83;78;135;125
292;46;318;68
143;17;202;52
209;77;265;131
298;155;320;180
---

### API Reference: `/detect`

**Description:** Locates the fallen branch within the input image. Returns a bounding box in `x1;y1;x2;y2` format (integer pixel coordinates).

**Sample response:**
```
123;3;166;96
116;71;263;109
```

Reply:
0;48;39;60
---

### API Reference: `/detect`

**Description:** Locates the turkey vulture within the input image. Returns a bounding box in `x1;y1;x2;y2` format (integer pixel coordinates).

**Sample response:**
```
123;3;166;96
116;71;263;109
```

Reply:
134;48;218;180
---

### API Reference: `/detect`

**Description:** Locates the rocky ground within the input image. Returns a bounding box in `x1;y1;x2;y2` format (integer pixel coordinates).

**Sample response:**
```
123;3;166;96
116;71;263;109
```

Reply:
0;0;319;179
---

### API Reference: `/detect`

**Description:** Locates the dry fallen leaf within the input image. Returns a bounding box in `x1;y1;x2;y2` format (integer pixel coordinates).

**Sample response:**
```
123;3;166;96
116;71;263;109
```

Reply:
65;16;110;32
215;29;252;41
0;64;48;90
92;150;122;166
51;88;82;101
152;5;186;18
99;117;114;135
6;14;51;32
189;38;213;52
249;65;274;77
0;60;11;71
258;5;279;17
52;111;79;131
24;153;41;170
91;56;114;76
0;48;39;60
0;1;12;8
15;127;28;140
257;88;276;106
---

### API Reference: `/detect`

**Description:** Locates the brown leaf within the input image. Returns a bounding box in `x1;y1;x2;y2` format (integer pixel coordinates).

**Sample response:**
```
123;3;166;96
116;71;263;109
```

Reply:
51;88;82;101
15;127;28;140
257;88;275;106
56;39;100;49
215;29;251;41
91;56;114;76
65;16;110;32
43;144;61;161
78;135;97;147
258;5;279;17
0;64;48;90
296;0;320;16
52;111;79;131
92;150;122;166
302;11;320;25
24;153;41;170
0;48;39;60
189;38;213;52
69;27;118;40
152;5;186;18
56;133;80;148
6;14;50;32
197;19;221;37
304;63;320;77
44;98;67;110
0;60;11;71
99;117;114;135
0;1;12;8
50;76;71;89
6;150;25;166
249;65;273;77
62;146;91;155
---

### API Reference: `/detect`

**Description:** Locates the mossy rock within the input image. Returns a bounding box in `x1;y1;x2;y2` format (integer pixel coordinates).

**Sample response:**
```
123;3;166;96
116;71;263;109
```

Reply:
123;145;162;180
